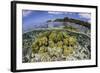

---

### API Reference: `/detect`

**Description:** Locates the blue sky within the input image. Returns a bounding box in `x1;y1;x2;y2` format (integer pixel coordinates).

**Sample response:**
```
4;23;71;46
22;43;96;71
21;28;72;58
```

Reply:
22;10;91;32
22;10;91;24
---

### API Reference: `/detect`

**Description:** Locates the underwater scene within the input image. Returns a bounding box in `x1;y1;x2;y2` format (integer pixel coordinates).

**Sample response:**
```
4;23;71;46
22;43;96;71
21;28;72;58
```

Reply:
22;10;91;63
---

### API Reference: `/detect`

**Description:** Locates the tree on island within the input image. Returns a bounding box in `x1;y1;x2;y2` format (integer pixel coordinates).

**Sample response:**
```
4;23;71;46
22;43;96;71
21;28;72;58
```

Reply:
46;16;91;29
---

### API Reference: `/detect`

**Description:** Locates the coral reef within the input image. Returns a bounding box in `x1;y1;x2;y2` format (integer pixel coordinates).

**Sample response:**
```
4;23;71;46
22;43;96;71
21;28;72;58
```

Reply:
22;30;91;63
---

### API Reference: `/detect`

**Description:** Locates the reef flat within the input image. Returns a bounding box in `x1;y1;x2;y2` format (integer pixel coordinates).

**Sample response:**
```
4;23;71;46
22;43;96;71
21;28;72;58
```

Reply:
22;29;91;63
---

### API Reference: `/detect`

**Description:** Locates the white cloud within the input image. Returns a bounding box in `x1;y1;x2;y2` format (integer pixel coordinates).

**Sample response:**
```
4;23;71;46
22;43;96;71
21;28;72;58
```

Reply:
48;11;63;14
65;12;73;15
48;11;76;15
22;11;32;17
79;13;91;19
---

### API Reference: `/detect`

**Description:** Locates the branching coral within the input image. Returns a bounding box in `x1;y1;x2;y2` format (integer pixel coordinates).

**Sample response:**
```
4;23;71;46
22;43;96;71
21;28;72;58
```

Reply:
31;31;78;62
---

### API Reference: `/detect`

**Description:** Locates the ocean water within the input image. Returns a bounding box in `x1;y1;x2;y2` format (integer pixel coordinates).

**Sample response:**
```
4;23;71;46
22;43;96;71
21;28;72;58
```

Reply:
23;22;90;34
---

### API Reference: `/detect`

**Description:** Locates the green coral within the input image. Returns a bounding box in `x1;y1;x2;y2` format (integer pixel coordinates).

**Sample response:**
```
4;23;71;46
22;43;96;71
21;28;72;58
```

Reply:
63;46;73;56
38;46;47;54
57;41;63;49
49;31;57;42
68;36;77;46
56;32;63;41
49;41;55;48
63;38;69;46
31;30;78;62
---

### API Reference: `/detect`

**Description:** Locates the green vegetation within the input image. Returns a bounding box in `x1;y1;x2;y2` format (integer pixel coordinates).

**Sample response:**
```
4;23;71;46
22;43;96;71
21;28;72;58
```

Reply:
63;17;90;29
47;17;90;29
54;18;64;22
47;20;52;23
